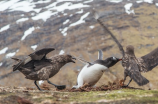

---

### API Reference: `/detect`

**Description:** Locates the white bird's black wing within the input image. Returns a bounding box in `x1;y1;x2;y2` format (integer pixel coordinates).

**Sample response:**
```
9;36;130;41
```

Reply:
98;49;103;60
125;58;149;86
139;47;158;72
29;48;55;60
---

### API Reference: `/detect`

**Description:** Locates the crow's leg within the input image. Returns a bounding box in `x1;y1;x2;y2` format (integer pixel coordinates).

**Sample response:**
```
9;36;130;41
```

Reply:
34;81;43;91
47;80;66;90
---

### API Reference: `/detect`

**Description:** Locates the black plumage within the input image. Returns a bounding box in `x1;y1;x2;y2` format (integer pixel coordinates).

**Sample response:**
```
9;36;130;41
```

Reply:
96;18;158;86
29;48;55;60
13;48;55;71
12;48;76;91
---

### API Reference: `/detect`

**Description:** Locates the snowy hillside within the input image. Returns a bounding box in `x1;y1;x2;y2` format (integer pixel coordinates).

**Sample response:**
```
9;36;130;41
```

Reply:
0;0;156;66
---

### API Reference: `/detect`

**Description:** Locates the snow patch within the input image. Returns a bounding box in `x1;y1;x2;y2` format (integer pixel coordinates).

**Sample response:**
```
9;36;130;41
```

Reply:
59;50;65;55
48;2;89;12
1;0;90;22
0;62;3;66
0;47;8;55
0;0;52;12
60;12;90;36
57;0;82;1
63;13;67;16
36;0;51;4
70;14;73;17
144;0;153;3
0;0;19;11
32;11;56;21
36;26;40;29
136;0;143;3
76;9;84;14
31;13;35;16
89;26;95;29
136;0;153;3
31;45;38;50
106;0;123;3
6;50;19;58
124;3;135;15
21;27;35;41
84;0;93;3
16;18;29;23
9;1;41;13
0;24;10;32
60;27;68;36
63;19;70;25
70;12;90;27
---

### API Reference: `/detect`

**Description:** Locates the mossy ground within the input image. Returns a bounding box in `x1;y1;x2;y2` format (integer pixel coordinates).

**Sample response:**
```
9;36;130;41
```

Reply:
0;88;158;104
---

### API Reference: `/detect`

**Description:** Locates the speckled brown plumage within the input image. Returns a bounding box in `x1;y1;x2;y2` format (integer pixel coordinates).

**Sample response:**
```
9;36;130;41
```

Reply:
122;46;149;86
12;48;76;90
24;55;75;80
97;18;158;86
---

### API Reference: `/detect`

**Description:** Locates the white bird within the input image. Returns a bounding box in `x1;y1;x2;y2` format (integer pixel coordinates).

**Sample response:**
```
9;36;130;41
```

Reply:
72;50;122;89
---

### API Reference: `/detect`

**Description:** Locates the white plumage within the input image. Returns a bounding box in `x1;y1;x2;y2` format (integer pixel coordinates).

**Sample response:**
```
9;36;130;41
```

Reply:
72;50;121;89
72;63;108;89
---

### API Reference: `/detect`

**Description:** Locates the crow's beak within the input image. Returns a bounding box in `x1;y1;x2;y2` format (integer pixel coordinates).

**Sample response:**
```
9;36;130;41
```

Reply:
71;57;76;63
72;57;76;60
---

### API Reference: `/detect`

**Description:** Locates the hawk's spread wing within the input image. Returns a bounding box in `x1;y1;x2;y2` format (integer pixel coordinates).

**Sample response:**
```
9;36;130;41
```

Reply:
125;57;149;86
25;65;53;80
140;47;158;72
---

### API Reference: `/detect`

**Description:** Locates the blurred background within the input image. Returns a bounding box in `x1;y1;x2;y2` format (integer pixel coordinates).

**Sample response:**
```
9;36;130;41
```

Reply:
0;0;158;90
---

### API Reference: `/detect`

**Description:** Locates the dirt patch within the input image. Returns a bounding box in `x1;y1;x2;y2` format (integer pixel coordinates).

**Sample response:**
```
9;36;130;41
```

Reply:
60;79;144;92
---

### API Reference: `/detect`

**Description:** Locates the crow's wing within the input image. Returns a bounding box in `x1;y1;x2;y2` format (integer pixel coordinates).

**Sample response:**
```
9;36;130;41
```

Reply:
98;50;103;60
33;59;52;71
12;60;24;71
125;58;149;86
29;48;55;60
139;47;158;72
25;65;53;80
